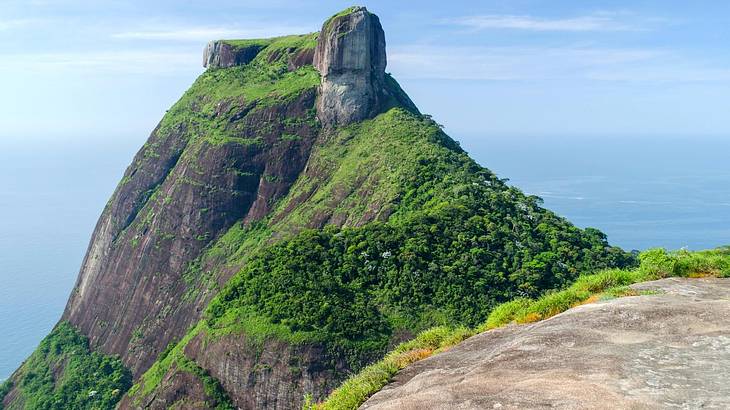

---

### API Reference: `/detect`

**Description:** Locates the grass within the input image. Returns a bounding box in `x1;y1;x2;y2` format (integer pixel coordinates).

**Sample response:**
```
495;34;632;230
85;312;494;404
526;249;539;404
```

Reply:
479;247;730;332
313;247;730;409
220;38;275;49
266;108;443;228
478;267;647;330
322;7;363;31
156;33;320;145
307;327;472;410
206;308;327;346
223;33;317;54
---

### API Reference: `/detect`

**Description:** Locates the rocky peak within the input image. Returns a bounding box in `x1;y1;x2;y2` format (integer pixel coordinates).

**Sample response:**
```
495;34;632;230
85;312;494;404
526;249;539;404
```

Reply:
313;6;387;127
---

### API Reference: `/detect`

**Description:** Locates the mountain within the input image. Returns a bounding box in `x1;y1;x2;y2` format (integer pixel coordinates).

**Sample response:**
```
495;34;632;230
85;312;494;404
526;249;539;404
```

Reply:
0;6;633;410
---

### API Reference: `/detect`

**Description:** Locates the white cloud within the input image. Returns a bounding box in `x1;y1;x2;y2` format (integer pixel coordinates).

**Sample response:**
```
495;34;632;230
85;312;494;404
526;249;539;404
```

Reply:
388;45;730;83
449;14;637;32
112;24;313;42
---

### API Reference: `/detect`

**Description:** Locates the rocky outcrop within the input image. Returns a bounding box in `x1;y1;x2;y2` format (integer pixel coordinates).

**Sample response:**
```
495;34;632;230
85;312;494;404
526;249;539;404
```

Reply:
121;333;347;410
2;6;633;410
314;6;387;127
182;331;348;409
362;277;730;409
125;362;223;409
203;40;265;68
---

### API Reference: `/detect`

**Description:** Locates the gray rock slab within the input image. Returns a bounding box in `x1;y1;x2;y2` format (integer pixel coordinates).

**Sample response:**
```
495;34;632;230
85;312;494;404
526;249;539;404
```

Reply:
361;278;730;410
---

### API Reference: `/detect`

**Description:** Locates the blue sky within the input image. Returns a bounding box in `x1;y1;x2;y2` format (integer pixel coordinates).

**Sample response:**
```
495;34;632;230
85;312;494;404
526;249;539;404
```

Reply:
2;0;730;143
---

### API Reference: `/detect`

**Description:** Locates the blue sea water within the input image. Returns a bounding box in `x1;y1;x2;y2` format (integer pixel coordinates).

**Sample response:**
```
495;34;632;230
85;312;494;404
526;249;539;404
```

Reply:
464;135;730;251
0;139;141;381
0;135;728;380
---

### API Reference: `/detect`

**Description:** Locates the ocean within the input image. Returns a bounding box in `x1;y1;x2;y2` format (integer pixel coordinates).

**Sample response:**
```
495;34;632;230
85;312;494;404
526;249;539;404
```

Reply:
463;135;730;251
0;139;141;381
1;135;728;380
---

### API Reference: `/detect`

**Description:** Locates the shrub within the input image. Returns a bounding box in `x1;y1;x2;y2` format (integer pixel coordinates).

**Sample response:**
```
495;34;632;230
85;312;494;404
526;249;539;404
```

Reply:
5;322;131;410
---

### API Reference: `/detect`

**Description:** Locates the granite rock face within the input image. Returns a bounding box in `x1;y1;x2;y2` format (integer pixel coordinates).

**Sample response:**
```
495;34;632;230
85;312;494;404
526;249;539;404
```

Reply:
314;6;387;127
362;277;730;410
122;362;223;410
203;40;265;68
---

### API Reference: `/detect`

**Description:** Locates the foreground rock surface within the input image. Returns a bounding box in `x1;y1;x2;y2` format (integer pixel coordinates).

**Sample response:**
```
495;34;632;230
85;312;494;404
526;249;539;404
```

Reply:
362;277;730;410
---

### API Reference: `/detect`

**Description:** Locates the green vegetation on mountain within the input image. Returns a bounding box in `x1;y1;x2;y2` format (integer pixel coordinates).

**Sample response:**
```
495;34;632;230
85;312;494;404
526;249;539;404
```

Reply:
0;322;131;410
315;247;730;409
222;33;318;53
127;107;634;402
0;383;11;409
155;33;320;148
205;108;633;347
116;33;325;305
169;356;235;410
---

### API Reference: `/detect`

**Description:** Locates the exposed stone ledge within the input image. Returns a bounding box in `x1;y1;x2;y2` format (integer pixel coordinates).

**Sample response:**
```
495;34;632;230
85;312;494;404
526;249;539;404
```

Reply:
203;40;265;69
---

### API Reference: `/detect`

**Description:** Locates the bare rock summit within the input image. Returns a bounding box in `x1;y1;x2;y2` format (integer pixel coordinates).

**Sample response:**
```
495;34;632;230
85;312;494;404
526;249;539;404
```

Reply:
314;6;387;127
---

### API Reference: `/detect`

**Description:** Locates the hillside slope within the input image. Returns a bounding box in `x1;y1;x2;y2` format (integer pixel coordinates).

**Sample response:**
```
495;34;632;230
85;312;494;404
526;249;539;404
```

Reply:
1;6;633;410
362;275;730;409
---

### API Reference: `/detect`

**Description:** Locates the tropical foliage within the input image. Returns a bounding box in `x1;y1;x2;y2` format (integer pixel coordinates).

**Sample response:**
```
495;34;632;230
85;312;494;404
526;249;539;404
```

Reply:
0;322;131;410
315;247;730;409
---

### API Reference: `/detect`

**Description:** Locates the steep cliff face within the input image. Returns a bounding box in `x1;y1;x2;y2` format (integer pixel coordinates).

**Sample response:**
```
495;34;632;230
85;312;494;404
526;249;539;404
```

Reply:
182;330;346;408
63;88;319;377
61;52;321;378
2;6;635;410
